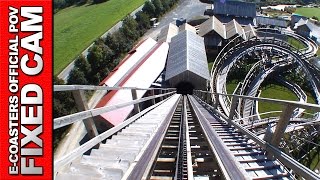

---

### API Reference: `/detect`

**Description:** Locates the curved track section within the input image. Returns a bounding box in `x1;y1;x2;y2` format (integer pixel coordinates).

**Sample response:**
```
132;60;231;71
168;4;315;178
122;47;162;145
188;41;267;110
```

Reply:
210;28;320;124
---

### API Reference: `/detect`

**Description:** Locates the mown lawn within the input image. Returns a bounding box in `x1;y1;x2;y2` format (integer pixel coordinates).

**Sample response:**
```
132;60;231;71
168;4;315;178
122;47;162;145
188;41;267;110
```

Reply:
208;62;214;73
295;8;320;20
288;37;307;50
258;84;316;118
54;0;146;75
226;80;239;94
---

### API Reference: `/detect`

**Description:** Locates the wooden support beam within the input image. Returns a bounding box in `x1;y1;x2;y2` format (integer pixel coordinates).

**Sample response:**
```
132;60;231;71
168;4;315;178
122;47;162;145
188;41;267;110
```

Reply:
151;90;156;105
228;96;239;122
131;89;140;114
72;90;99;144
206;92;211;104
267;105;295;159
159;89;164;101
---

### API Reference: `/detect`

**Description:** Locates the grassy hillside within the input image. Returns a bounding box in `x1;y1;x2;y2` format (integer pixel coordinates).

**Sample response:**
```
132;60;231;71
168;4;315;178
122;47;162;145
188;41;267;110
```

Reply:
295;7;320;20
54;0;146;75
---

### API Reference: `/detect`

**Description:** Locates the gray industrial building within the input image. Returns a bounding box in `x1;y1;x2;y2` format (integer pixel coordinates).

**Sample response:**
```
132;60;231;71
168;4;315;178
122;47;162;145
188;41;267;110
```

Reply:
206;0;256;25
165;30;210;94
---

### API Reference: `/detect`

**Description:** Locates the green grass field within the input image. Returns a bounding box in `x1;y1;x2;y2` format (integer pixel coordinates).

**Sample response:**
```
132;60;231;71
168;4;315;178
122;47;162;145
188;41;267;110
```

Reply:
288;37;307;50
259;84;298;115
226;80;239;94
295;7;320;20
54;0;146;75
258;84;316;118
208;62;214;73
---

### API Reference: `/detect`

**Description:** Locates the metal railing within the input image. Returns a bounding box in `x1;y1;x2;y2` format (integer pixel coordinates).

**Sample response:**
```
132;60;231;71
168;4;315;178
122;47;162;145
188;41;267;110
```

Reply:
54;85;177;173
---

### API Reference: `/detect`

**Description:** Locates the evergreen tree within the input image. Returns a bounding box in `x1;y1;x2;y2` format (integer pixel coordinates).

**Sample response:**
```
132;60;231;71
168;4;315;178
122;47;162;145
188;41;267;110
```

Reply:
67;68;88;85
143;1;156;17
136;11;151;34
153;0;164;16
121;16;140;42
74;55;91;74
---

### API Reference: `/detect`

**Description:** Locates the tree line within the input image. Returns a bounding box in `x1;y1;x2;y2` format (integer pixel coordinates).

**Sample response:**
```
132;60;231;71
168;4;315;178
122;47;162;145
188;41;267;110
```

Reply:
54;0;179;150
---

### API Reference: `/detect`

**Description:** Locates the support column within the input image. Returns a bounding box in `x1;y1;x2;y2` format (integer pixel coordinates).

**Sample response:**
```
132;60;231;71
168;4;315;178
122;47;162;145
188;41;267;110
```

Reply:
266;105;295;159
206;92;211;104
72;90;99;145
151;90;156;105
159;89;164;101
131;89;140;114
228;96;239;122
214;94;219;110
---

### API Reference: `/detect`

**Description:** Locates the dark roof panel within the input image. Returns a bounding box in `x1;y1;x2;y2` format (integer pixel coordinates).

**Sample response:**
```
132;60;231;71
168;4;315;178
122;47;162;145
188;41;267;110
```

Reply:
256;16;288;28
213;1;256;18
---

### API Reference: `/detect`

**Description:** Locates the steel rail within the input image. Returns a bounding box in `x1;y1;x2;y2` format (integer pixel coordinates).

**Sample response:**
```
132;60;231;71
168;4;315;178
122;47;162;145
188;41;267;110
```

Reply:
54;91;176;129
188;95;248;180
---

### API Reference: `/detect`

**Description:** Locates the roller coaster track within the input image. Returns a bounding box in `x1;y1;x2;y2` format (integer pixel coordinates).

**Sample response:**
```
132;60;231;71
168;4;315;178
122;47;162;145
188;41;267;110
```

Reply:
53;85;320;179
210;29;320;122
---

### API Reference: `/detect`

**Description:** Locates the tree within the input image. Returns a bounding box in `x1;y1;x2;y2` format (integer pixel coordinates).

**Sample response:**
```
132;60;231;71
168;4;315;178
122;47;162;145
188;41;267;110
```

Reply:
93;0;107;4
121;16;140;43
105;31;128;55
87;43;106;72
74;55;91;74
312;16;319;21
67;68;88;85
136;11;151;34
161;0;170;11
53;76;76;117
143;1;156;17
153;0;164;16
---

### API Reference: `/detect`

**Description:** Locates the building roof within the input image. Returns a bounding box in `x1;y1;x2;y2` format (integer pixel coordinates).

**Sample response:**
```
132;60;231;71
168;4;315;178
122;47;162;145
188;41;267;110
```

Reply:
256;16;288;28
213;0;256;18
198;16;225;38
165;30;210;89
198;16;256;40
225;19;245;39
158;23;179;43
96;41;169;126
243;24;256;39
100;38;157;86
179;23;197;34
294;19;320;38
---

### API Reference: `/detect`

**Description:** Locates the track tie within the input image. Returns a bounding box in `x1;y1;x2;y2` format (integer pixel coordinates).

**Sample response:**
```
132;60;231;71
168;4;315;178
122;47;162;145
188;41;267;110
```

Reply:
245;164;280;171
150;176;173;180
233;151;264;156
162;145;178;149
223;139;248;143
157;158;175;162
238;158;270;163
220;135;246;139
217;132;242;136
226;142;253;146
229;146;260;151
